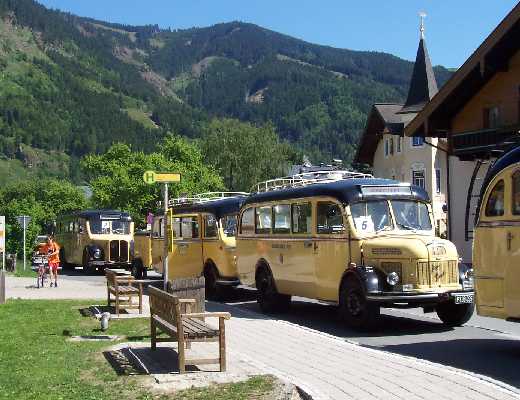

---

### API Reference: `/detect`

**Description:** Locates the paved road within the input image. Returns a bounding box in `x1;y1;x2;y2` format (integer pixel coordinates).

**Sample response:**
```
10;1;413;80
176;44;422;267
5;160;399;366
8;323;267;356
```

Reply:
223;288;520;391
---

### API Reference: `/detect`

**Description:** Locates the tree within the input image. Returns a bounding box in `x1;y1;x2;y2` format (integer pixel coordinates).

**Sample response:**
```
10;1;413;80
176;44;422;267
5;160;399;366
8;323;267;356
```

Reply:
80;135;224;226
201;119;300;192
0;179;87;256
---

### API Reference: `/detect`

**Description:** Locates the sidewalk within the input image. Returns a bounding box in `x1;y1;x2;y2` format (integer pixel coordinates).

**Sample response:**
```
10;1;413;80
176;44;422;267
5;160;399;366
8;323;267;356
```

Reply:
212;302;520;400
5;275;107;300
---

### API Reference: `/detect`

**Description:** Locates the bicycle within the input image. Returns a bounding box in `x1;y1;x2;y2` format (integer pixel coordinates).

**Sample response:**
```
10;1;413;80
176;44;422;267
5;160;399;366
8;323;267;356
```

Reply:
35;255;49;289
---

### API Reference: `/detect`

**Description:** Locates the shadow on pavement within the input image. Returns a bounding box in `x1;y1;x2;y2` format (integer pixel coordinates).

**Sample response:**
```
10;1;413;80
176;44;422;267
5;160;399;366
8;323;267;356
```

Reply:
374;338;520;389
216;288;452;338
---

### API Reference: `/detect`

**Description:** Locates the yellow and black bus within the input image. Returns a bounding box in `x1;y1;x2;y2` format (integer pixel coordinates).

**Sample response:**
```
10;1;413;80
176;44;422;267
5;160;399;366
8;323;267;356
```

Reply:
237;171;474;329
55;210;134;273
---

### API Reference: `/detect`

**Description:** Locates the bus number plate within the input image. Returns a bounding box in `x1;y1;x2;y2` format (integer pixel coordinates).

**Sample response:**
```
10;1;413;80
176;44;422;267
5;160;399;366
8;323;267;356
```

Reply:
454;294;473;304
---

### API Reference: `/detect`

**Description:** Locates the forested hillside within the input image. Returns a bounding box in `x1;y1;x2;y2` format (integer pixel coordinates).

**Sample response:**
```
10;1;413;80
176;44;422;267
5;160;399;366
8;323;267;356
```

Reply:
0;0;452;182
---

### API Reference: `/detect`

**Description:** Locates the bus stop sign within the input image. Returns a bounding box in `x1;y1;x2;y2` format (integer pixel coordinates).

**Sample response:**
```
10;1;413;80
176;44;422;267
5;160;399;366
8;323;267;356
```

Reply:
143;171;181;184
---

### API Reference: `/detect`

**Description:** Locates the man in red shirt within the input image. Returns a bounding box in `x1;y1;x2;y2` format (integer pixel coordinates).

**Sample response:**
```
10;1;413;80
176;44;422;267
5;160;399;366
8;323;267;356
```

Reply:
43;236;60;288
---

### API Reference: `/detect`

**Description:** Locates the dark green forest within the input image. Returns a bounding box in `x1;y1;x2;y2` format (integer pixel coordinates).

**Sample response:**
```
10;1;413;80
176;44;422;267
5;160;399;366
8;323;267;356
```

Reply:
0;0;452;185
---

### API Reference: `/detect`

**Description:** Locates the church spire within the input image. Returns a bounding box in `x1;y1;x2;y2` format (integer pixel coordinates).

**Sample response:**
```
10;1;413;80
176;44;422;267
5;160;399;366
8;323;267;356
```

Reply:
401;12;438;113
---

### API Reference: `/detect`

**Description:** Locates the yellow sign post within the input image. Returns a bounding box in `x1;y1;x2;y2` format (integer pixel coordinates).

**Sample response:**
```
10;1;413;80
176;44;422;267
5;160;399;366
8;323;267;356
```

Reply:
143;171;181;185
143;171;181;291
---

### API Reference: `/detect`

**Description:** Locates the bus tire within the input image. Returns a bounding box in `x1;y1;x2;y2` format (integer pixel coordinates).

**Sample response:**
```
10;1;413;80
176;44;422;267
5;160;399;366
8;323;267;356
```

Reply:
59;249;71;270
339;277;380;330
204;263;222;301
256;266;291;313
131;260;144;279
436;301;474;327
82;252;92;275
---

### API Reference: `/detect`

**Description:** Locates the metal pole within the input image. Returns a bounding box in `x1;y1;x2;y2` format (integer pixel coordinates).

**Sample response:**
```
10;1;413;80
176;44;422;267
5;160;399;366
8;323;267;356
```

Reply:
163;183;169;291
23;218;26;271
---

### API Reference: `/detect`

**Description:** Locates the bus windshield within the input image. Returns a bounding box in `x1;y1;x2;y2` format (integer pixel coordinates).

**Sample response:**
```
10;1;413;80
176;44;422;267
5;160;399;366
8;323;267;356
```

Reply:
89;219;131;235
222;215;238;237
351;200;432;233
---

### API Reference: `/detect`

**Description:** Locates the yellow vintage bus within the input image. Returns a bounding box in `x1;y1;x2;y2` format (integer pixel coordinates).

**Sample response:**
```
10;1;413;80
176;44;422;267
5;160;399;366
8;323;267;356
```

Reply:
237;171;475;329
55;210;134;273
153;193;247;298
474;146;520;321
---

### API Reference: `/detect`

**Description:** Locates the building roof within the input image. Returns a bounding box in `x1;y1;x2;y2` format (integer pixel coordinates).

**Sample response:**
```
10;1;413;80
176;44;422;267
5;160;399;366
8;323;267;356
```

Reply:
405;3;520;138
354;33;439;165
172;196;247;219
400;38;439;113
242;178;430;207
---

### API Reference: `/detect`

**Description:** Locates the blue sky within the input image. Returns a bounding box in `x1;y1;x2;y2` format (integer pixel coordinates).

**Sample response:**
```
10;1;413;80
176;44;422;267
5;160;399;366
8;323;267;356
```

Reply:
38;0;518;68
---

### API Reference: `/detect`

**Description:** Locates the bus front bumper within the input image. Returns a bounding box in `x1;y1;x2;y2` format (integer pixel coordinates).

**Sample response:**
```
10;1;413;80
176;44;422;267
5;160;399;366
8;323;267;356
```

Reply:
366;290;474;305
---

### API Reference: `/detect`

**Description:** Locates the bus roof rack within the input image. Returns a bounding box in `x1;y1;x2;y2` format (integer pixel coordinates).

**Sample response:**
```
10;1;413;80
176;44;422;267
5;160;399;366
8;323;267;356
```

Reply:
168;192;249;207
252;170;374;193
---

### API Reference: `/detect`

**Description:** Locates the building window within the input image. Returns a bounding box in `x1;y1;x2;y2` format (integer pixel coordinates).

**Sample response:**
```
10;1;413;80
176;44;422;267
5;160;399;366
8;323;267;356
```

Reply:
412;136;424;147
389;137;394;155
435;169;441;194
384;138;389;157
397;136;402;153
412;170;425;189
485;180;504;217
483;106;500;129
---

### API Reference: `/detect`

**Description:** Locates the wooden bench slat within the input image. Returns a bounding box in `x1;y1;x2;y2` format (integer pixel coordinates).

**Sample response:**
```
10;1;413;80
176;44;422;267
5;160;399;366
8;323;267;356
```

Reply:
185;318;218;337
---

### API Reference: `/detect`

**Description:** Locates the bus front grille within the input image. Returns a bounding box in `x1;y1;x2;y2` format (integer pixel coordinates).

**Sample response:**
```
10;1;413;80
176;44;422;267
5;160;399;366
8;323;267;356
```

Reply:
417;261;459;286
109;240;129;262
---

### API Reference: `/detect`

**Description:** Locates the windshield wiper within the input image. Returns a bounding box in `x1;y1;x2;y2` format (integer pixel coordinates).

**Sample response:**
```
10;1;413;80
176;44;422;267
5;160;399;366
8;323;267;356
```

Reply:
376;225;393;233
397;222;417;231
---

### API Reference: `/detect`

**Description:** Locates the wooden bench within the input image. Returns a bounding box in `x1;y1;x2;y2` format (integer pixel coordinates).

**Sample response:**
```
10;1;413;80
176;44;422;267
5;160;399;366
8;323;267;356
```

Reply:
149;286;231;373
106;269;143;316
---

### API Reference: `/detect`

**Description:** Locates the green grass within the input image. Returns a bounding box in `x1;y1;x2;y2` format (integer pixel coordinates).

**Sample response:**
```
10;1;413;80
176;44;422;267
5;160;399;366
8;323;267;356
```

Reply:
11;261;37;278
0;300;274;400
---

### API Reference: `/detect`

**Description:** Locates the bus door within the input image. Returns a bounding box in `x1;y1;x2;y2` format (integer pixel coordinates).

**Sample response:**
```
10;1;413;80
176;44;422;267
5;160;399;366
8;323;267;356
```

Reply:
280;202;315;298
505;171;520;317
475;178;508;313
314;201;348;301
170;216;203;279
151;216;164;273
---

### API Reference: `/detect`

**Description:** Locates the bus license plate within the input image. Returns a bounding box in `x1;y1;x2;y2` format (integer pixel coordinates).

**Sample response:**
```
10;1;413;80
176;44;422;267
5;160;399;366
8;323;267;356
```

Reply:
454;294;473;304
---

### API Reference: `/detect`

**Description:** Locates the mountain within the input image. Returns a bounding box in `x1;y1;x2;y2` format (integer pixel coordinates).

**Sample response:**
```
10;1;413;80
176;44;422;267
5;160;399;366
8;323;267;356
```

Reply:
0;0;453;180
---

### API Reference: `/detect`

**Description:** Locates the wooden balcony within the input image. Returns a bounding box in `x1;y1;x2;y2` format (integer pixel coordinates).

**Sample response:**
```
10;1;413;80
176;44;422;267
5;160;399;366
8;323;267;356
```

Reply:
451;124;520;160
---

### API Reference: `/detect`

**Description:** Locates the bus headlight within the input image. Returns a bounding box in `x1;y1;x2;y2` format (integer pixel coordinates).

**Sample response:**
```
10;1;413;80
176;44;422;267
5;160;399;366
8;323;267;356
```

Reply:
387;272;400;286
93;248;102;259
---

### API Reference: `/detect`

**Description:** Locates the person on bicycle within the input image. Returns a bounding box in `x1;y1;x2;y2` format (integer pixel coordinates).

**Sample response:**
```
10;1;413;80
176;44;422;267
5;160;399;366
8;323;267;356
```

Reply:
43;236;60;288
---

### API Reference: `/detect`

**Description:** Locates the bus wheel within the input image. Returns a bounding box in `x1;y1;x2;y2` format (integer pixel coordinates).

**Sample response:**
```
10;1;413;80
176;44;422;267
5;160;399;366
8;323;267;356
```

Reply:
82;252;92;275
339;277;379;330
131;260;144;279
436;301;474;327
256;267;290;313
204;264;222;301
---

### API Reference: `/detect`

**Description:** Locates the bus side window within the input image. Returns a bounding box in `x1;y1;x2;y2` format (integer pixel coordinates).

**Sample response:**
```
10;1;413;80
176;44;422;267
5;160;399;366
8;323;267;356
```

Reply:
512;171;520;215
317;202;345;234
240;208;254;235
292;203;312;234
273;205;290;234
172;217;181;238
255;206;272;234
182;217;199;239
485;179;505;217
204;215;218;238
79;220;85;234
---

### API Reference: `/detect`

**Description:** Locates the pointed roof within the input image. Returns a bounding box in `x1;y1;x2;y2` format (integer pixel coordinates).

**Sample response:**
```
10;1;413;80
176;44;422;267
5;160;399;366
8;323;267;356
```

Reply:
400;37;439;113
